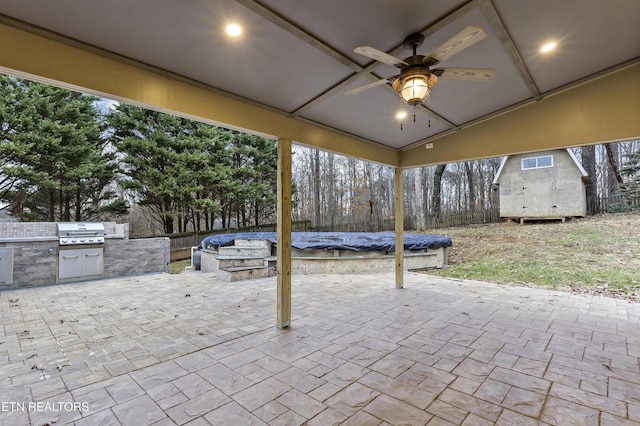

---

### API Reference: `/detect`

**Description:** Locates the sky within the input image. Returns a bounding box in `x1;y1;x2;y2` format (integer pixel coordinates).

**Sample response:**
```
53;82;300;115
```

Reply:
94;97;119;114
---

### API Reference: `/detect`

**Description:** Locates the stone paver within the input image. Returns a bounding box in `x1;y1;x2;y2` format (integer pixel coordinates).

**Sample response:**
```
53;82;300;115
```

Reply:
0;271;639;425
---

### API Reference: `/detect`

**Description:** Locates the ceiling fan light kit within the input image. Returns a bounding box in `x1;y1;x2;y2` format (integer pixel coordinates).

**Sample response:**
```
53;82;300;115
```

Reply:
393;71;438;106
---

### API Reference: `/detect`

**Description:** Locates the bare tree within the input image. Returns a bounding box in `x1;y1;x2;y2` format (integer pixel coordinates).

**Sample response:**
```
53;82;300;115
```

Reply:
581;145;598;214
431;164;447;218
327;152;337;228
464;161;476;209
604;143;623;203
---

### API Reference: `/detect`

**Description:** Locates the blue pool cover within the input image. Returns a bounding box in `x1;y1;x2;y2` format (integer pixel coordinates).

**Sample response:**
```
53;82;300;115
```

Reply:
202;232;452;252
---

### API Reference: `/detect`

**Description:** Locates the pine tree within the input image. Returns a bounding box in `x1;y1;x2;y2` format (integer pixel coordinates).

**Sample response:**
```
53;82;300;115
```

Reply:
620;148;640;205
107;105;192;233
105;104;270;233
0;76;120;221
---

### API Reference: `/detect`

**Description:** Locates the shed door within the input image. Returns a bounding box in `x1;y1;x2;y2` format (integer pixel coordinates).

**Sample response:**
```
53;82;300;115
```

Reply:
550;178;559;216
523;178;555;217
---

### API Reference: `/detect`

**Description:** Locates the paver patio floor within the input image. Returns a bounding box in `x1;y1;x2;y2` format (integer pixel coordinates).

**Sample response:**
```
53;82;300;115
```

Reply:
1;271;639;425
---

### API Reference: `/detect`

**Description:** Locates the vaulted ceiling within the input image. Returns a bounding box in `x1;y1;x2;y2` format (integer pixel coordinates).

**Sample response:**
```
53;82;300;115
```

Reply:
0;0;639;167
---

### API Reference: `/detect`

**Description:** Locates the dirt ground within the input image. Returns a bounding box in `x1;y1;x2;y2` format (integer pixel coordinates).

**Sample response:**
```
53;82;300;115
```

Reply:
426;211;640;303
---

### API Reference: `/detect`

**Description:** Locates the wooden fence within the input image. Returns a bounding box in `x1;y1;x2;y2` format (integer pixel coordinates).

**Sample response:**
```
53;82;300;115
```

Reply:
310;217;415;233
302;207;500;233
423;206;501;230
595;195;640;213
155;220;312;251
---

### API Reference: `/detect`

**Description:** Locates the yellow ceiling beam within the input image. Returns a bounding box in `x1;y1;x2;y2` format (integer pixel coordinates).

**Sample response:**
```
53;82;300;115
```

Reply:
401;63;640;168
0;22;399;167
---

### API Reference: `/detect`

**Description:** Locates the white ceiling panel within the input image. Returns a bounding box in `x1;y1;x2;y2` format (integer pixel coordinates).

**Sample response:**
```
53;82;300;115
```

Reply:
494;0;640;93
259;0;470;67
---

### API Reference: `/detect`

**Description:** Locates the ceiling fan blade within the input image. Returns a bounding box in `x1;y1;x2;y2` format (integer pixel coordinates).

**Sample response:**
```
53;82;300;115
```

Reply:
424;26;487;65
432;67;496;81
354;46;408;67
344;78;394;95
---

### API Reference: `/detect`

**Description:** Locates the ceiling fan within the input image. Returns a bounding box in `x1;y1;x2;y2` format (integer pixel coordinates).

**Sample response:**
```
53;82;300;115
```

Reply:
346;26;495;106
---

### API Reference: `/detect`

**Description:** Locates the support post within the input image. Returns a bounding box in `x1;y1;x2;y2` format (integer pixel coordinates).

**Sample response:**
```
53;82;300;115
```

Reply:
394;167;404;289
276;138;292;328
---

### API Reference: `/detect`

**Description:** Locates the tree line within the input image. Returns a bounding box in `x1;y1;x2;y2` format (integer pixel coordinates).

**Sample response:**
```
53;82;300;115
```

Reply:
580;142;640;213
2;76;639;235
0;76;276;233
292;149;504;231
293;141;640;231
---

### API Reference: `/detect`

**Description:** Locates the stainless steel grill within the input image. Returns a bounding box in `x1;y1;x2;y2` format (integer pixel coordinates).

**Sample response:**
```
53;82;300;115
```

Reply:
57;222;105;246
57;222;106;280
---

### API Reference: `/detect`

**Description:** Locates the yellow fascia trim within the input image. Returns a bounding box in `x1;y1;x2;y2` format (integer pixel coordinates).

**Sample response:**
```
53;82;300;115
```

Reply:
400;63;640;168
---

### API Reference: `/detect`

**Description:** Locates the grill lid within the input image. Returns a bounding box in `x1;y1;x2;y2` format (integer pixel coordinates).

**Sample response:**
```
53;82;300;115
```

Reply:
57;222;105;245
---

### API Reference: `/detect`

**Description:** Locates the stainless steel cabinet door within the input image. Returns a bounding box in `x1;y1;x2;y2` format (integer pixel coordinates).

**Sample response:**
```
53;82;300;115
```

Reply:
82;248;104;276
0;248;14;284
58;247;104;279
59;249;83;279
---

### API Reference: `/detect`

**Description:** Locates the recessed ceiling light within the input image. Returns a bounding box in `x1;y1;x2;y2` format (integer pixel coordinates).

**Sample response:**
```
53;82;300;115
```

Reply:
540;41;557;53
396;111;407;120
225;23;242;37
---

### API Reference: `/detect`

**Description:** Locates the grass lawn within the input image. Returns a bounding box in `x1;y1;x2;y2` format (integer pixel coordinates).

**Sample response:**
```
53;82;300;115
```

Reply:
170;259;192;274
423;211;640;302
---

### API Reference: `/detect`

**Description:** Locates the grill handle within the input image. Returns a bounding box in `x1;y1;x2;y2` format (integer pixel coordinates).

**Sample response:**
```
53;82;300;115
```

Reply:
65;231;102;237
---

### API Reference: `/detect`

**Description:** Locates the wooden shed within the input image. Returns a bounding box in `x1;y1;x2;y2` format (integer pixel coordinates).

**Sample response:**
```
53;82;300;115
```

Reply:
492;149;590;223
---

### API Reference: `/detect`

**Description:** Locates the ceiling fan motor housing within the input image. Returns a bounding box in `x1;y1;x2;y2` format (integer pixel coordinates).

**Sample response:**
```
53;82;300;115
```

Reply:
403;32;425;51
